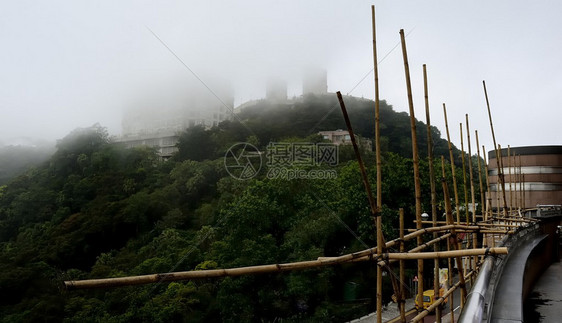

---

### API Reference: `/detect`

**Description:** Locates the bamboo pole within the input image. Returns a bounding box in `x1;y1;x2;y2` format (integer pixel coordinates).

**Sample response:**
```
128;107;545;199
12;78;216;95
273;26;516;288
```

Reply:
65;248;507;290
475;132;486;250
496;153;501;218
460;124;469;226
483;80;508;216
337;90;401;315
465;115;477;280
482;146;494;247
443;104;461;224
423;64;441;322
447;220;454;323
475;132;485;220
65;223;501;291
399;208;406;322
507;145;513;216
441;156;467;307
336;92;378;221
400;28;424;308
519;155;524;209
482;145;492;222
459;123;471;276
497;144;508;216
371;7;384;322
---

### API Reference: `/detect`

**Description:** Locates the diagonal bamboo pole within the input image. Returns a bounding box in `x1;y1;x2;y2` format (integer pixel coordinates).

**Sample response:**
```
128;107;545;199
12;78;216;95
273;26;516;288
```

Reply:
483;80;508;215
400;28;424;308
65;248;506;290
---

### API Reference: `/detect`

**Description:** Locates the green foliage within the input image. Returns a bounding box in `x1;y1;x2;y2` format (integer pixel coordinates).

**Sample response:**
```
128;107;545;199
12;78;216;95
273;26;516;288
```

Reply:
0;96;483;322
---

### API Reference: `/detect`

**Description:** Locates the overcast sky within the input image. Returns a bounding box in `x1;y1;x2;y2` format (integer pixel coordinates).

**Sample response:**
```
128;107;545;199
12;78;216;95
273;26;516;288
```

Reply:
1;1;560;156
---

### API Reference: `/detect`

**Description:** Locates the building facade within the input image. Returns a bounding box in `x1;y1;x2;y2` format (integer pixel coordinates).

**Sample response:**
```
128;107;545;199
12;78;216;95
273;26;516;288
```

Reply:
488;145;562;211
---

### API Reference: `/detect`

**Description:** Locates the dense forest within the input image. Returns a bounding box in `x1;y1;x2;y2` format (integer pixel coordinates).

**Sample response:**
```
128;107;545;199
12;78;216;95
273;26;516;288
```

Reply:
0;94;481;322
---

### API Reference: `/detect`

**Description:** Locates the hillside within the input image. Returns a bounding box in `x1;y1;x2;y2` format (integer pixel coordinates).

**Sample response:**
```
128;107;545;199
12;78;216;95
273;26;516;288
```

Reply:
0;95;476;322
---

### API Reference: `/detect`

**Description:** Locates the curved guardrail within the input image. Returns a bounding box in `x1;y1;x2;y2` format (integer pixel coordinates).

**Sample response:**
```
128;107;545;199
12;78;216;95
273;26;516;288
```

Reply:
458;222;540;323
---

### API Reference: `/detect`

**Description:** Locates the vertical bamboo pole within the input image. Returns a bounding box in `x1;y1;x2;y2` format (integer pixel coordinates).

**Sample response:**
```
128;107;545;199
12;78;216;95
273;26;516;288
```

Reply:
476;131;485;248
465;115;477;282
459;124;470;275
496;144;502;217
519;155;523;214
475;131;485;220
371;7;384;323
399;208;406;322
443;104;461;225
400;28;424;308
522;174;527;209
497;144;508;216
460;124;469;225
441;156;467;308
508;145;513;216
483;80;508;215
423;64;441;322
483;145;494;246
513;152;517;212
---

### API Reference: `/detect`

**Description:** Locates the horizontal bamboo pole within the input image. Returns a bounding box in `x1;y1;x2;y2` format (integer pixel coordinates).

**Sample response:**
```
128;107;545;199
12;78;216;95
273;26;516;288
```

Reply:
320;233;452;264
65;248;507;290
476;223;522;228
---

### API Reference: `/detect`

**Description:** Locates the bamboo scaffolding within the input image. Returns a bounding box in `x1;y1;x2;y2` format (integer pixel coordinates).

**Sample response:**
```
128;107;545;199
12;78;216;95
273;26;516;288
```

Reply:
475;132;485;220
460;124;469;226
422;64;441;322
337;91;402;318
519;155;523;211
482;145;494;246
447;226;455;323
459;124;472;276
336;233;452;265
441;156;467;307
65;248;506;290
399;208;406;322
371;7;385;322
508;145;513;215
483;80;508;216
465;115;477;280
400;28;424;307
443;104;461;225
482;145;492;221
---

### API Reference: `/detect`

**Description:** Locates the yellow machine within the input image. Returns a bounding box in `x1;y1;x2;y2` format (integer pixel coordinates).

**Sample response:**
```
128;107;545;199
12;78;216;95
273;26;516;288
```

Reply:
415;288;448;311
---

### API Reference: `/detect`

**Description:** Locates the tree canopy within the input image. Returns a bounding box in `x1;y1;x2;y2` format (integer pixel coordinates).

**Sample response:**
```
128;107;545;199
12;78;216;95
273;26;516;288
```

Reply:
0;95;481;322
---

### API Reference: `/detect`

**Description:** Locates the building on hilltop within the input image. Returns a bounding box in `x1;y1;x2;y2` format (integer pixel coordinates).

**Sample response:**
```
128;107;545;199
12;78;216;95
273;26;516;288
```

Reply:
303;67;327;95
266;78;288;102
318;129;372;151
115;81;233;159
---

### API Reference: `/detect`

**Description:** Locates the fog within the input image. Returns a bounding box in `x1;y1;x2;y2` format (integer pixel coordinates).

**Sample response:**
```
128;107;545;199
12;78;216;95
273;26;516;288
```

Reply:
1;1;561;155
